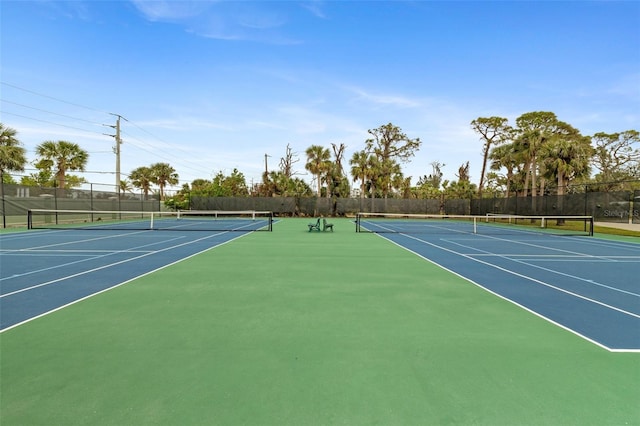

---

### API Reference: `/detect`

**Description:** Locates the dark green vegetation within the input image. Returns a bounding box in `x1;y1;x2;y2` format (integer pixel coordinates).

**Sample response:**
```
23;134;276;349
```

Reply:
2;119;638;205
1;219;638;425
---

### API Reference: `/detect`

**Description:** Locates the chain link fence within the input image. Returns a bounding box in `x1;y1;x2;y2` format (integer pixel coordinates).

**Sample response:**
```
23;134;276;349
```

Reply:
3;182;638;227
472;191;639;224
191;189;638;224
0;182;161;228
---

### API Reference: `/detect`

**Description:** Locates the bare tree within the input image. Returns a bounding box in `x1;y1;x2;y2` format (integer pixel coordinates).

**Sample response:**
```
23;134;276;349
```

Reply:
279;143;300;178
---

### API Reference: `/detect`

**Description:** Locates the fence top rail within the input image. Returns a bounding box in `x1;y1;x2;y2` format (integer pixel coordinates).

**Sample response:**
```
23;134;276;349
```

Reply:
28;209;159;214
357;212;594;220
28;209;274;216
179;210;272;215
483;213;594;220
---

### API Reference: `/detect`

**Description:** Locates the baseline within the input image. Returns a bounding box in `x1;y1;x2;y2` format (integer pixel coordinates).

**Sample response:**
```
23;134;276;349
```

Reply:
0;230;251;331
377;232;640;352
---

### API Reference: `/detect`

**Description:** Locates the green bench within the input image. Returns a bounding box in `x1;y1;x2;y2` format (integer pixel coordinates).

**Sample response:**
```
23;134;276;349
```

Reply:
322;218;334;232
308;218;321;232
308;218;334;232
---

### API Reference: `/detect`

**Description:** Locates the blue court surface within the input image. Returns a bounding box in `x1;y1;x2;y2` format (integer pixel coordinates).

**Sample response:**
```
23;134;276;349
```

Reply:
2;221;639;353
0;228;251;331
368;226;640;352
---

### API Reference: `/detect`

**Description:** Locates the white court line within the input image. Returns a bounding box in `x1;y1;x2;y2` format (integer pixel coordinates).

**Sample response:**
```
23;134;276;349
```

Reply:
378;233;640;352
469;253;640;260
470;256;640;263
376;234;623;352
0;235;186;283
523;259;639;263
0;231;253;333
1;229;160;251
443;239;640;298
1;249;153;254
0;231;228;298
407;235;640;318
468;232;626;261
562;236;640;253
159;220;271;231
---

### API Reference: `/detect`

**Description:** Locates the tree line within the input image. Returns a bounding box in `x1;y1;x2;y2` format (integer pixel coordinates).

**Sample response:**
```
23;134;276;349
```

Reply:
1;113;638;208
471;112;639;199
0;123;178;200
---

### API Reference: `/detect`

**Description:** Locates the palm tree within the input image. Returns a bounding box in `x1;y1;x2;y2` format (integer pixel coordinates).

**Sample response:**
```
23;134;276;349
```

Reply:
541;134;592;224
350;150;383;199
0;123;27;177
35;140;88;190
150;162;178;201
119;179;134;199
541;134;593;196
349;150;369;199
305;145;331;197
514;111;558;198
129;166;154;199
489;143;520;197
379;158;404;198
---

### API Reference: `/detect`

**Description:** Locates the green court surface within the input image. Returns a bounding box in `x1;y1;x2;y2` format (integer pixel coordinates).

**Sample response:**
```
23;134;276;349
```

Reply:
1;218;638;425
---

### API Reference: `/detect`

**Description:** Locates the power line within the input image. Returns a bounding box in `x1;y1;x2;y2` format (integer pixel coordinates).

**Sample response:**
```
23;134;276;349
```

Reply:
3;82;208;167
4;107;212;182
122;118;217;173
1;82;109;114
119;129;214;177
0;98;105;126
17;168;117;175
0;110;110;138
1;82;220;184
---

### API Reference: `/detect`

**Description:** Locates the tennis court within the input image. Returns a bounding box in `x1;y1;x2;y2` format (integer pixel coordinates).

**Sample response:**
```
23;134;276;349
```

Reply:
356;213;640;352
1;215;639;425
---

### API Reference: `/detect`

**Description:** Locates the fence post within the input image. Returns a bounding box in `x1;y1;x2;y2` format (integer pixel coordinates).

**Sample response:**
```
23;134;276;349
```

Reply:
634;190;640;225
1;171;5;228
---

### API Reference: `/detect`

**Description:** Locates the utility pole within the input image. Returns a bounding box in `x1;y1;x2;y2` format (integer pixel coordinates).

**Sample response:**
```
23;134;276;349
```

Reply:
105;114;127;195
114;114;122;193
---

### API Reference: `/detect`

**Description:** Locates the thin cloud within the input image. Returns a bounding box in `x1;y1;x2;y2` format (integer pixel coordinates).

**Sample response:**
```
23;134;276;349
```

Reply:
39;1;93;21
344;86;422;109
133;117;231;132
301;1;327;19
130;0;305;44
607;73;640;101
245;120;287;131
130;1;214;22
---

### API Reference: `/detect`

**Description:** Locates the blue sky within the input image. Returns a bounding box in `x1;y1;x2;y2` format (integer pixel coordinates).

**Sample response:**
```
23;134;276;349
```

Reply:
1;0;639;192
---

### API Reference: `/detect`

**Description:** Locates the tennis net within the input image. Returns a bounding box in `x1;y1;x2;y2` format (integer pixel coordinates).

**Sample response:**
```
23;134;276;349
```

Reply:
355;212;594;236
27;209;274;232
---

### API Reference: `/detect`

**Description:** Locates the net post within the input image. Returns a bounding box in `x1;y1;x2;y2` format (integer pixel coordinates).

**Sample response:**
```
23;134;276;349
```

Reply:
150;212;155;230
27;210;32;229
473;217;477;234
355;213;360;232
